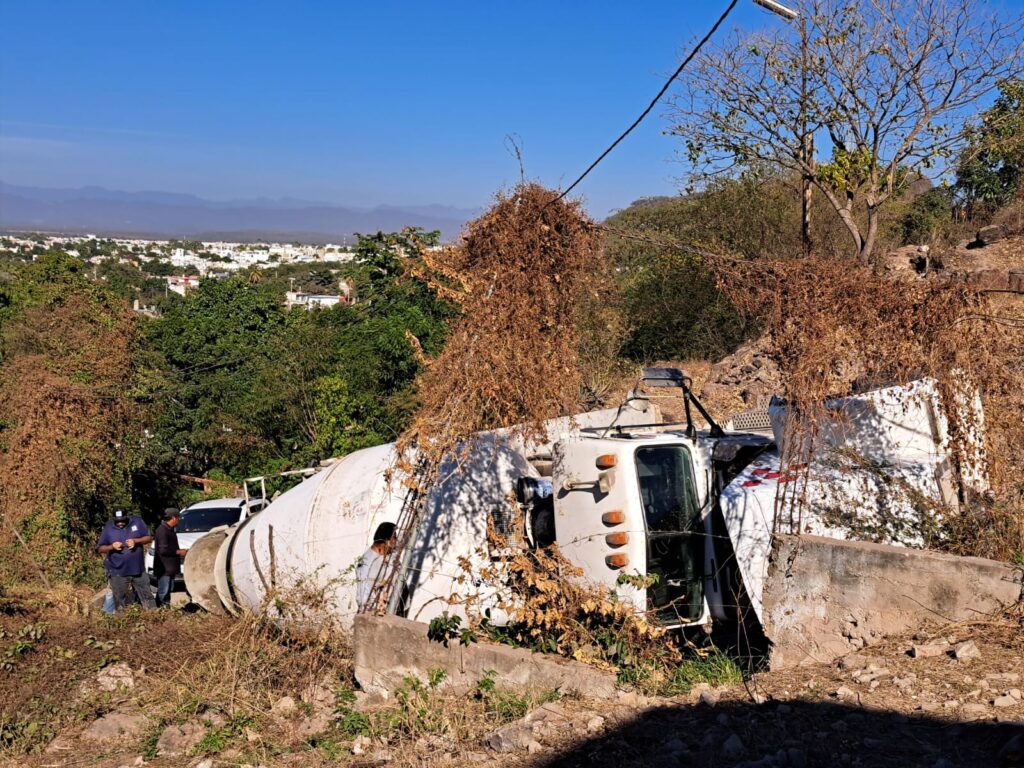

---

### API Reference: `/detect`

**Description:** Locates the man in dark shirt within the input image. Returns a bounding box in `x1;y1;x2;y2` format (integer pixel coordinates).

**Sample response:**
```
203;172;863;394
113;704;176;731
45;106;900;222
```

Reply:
96;509;156;611
154;508;188;607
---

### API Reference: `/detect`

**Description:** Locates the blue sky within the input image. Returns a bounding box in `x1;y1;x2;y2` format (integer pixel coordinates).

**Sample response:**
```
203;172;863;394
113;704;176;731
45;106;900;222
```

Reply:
0;1;1019;217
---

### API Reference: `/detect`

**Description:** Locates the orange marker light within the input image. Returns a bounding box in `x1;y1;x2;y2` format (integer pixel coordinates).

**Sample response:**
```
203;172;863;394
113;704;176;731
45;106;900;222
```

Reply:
605;553;629;569
601;510;625;526
595;454;618;470
605;532;629;547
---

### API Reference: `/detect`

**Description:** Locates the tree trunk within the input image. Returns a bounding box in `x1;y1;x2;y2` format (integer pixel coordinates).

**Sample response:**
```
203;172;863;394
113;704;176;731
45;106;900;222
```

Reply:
860;206;881;264
814;180;865;261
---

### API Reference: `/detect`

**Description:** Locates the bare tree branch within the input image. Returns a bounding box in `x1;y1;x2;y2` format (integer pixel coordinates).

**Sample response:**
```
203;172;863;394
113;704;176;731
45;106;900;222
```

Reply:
668;0;1024;262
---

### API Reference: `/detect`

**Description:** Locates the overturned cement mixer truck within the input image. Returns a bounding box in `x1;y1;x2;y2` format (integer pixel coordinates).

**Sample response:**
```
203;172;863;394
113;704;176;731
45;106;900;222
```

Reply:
183;368;986;635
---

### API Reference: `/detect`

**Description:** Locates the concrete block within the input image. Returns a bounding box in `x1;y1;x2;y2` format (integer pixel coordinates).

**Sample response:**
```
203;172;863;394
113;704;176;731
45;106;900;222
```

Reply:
353;614;616;698
763;535;1023;669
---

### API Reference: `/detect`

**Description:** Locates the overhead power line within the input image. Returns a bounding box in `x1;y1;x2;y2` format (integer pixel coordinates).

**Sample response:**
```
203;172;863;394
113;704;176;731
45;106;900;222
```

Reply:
549;0;740;205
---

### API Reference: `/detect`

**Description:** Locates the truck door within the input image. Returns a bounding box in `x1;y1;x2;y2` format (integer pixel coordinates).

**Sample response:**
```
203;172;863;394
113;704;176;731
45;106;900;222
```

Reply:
634;445;704;624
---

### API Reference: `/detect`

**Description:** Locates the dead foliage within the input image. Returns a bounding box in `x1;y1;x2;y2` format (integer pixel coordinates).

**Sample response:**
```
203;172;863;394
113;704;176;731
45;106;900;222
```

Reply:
991;194;1024;238
388;183;696;682
397;182;603;467
714;254;1024;559
0;293;142;581
457;540;681;685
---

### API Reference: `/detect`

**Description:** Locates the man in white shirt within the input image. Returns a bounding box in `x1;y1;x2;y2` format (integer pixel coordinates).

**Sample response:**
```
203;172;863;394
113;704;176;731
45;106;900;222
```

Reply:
356;522;397;611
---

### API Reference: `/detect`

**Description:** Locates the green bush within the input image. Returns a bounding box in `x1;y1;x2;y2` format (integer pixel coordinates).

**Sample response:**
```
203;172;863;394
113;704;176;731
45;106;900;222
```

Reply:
894;187;954;246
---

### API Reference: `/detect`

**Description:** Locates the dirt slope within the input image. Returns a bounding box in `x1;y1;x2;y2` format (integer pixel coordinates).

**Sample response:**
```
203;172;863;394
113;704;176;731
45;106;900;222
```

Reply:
2;585;1022;768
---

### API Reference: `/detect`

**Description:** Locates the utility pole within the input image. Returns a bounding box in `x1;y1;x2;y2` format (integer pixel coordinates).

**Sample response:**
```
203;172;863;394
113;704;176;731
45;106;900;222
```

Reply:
752;2;808;253
800;12;813;257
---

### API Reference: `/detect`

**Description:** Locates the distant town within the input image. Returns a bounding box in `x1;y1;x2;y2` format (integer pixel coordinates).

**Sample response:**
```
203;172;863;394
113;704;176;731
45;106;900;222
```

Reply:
1;231;358;273
0;231;379;313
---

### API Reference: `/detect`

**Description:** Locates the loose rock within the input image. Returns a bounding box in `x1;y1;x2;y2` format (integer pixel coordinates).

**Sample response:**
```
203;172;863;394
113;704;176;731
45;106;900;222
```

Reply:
910;642;948;659
699;689;720;707
94;662;135;692
954;640;982;661
664;737;687;755
722;733;745;758
988;673;1021;684
352;735;371;755
962;703;990;720
271;695;298;717
488;723;533;753
155;721;206;756
81;711;150;743
976;224;1006;246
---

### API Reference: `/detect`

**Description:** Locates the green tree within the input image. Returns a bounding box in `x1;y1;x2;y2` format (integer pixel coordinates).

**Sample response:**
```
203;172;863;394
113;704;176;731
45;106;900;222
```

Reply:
143;277;288;476
142;230;451;485
311;375;388;457
955;79;1024;217
604;174;822;361
894;186;954;246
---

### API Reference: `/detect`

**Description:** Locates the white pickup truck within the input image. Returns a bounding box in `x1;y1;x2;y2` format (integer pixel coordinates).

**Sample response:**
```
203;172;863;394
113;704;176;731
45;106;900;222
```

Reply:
146;497;267;583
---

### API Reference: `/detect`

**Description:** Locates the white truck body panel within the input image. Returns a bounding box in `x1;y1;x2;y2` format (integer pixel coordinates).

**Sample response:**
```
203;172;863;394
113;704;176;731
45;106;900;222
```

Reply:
184;380;976;636
191;404;656;629
720;378;972;625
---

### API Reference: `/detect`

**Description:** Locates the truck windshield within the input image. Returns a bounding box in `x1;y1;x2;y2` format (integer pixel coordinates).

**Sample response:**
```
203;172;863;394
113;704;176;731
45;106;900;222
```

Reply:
178;507;242;532
635;446;699;532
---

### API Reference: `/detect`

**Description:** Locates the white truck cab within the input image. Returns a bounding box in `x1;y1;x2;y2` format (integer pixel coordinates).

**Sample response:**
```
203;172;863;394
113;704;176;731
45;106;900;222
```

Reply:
544;367;977;633
552;424;773;630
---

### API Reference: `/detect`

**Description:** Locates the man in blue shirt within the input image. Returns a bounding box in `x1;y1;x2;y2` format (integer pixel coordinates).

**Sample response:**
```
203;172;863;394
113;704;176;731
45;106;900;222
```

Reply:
96;509;156;611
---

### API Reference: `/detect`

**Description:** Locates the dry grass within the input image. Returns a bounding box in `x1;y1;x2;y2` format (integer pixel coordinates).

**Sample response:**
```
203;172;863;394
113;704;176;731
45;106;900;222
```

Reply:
0;583;351;763
0;583;576;767
397;182;603;468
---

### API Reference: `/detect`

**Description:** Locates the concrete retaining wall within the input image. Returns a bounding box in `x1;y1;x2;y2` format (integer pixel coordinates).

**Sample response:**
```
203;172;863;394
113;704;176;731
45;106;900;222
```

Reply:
763;535;1023;669
353;614;616;698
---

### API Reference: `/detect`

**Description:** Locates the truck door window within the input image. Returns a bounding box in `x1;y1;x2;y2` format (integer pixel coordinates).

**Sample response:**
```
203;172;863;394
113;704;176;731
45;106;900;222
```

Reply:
634;445;704;624
635;446;699;532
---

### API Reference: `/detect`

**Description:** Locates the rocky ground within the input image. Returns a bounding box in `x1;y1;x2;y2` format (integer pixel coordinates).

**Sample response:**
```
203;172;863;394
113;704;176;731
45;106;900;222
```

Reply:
1;585;1022;768
474;616;1024;768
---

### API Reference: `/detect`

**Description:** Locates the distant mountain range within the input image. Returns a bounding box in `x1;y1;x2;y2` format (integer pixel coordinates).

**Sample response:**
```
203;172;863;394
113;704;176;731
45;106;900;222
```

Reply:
0;182;479;243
